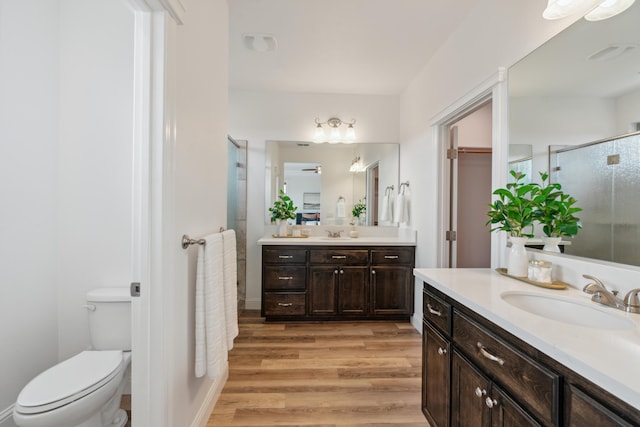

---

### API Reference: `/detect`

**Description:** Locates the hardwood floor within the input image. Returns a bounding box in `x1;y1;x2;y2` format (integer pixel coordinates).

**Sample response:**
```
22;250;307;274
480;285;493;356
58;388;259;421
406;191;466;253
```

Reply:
208;310;428;427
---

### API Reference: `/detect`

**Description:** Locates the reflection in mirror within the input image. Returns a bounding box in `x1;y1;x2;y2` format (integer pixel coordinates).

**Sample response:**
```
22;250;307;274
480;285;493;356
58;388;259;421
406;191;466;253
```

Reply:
266;141;399;227
508;1;640;266
508;144;532;183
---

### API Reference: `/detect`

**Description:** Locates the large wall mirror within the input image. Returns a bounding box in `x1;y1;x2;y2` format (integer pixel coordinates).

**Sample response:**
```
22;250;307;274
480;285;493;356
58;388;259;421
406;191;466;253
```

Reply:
265;141;399;227
508;2;640;266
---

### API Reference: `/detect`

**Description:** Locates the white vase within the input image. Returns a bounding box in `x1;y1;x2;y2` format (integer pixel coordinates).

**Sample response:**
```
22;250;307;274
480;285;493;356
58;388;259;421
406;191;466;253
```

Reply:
508;236;529;277
276;220;288;237
542;236;561;253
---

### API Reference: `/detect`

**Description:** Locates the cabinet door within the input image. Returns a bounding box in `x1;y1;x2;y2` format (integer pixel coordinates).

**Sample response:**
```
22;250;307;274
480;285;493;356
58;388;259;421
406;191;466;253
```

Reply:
309;266;338;315
452;351;490;427
338;266;369;315
371;265;412;315
565;384;634;427
423;322;451;427
490;385;541;427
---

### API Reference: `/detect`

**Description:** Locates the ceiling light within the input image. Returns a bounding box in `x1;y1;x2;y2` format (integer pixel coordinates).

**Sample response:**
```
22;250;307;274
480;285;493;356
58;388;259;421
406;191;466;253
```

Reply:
543;0;594;20
312;117;356;144
242;33;277;52
584;0;635;20
349;156;365;173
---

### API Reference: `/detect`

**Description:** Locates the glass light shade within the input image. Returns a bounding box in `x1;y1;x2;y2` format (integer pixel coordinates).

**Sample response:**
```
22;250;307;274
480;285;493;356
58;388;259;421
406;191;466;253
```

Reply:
313;123;325;143
344;124;356;142
585;0;635;20
329;126;341;143
543;0;595;19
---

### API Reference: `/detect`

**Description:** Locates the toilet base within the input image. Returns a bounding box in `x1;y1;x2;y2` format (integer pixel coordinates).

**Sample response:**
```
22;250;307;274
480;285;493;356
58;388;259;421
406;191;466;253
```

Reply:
75;408;127;427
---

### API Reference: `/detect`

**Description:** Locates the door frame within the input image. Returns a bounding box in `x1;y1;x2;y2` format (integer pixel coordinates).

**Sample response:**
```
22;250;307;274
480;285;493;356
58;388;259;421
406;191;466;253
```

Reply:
431;67;509;269
128;1;184;426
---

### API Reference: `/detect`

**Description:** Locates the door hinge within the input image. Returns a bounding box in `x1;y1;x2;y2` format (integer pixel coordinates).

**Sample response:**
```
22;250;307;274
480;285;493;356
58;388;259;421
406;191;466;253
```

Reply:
445;230;457;241
130;282;141;297
447;148;458;159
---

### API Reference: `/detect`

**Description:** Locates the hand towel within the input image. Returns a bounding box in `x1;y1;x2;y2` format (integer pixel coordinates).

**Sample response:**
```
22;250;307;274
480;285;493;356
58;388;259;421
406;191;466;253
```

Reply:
195;233;226;379
380;193;390;222
336;197;346;218
394;193;405;225
222;229;239;350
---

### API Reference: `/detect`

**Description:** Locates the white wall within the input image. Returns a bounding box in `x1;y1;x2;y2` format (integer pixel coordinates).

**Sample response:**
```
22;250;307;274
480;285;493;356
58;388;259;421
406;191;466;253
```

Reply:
229;90;400;308
166;0;230;425
0;2;60;423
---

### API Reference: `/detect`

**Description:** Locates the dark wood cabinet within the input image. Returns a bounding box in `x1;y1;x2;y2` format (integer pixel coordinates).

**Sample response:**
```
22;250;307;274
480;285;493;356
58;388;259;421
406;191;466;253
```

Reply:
422;282;640;427
262;244;415;321
423;321;451;427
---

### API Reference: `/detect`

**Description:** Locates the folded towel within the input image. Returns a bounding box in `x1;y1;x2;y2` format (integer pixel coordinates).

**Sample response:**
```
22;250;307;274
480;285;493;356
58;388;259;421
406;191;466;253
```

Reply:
222;229;239;350
195;233;226;379
380;193;390;222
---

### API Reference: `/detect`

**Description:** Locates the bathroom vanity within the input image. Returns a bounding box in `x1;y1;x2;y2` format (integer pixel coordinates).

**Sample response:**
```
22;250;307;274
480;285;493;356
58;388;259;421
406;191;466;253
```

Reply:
259;236;415;322
415;268;640;427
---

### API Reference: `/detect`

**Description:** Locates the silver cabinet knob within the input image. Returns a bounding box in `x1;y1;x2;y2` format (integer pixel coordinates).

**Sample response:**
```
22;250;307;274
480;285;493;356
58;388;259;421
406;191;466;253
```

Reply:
485;397;498;408
474;387;486;398
334;270;339;274
437;347;447;356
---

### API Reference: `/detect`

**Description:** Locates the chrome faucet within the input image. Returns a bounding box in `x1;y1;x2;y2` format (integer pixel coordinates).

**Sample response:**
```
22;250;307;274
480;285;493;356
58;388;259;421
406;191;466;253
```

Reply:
326;230;344;238
582;274;640;314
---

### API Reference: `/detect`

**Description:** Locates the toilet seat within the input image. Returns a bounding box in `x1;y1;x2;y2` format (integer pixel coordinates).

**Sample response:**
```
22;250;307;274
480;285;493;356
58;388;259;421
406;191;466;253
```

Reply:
15;350;124;415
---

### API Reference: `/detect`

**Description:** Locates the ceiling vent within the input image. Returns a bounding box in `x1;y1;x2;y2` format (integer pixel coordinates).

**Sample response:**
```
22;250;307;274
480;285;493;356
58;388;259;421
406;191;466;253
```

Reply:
242;33;277;52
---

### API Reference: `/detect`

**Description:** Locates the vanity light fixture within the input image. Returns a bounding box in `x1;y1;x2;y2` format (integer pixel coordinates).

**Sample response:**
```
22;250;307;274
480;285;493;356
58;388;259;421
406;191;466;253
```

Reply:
313;117;356;144
543;0;635;20
349;156;365;173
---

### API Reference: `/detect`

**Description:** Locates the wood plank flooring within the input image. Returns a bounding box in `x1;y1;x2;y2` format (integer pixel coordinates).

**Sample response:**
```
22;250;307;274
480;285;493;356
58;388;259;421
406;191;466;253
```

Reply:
208;310;429;427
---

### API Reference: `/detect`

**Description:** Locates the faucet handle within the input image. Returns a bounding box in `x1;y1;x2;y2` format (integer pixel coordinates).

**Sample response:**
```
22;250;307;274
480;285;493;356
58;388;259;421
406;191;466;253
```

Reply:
623;289;640;309
582;274;609;294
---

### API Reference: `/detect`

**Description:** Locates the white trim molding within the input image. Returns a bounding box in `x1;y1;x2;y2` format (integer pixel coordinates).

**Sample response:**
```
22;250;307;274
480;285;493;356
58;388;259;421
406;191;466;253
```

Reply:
190;366;229;427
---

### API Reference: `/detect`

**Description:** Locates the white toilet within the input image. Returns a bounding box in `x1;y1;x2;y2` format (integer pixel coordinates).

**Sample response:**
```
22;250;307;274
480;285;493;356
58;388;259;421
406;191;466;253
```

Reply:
14;288;132;427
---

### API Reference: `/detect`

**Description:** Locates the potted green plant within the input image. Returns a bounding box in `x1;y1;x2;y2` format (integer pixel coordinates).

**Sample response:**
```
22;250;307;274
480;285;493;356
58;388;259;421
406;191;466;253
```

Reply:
532;172;581;252
352;198;366;225
269;189;297;236
486;170;538;277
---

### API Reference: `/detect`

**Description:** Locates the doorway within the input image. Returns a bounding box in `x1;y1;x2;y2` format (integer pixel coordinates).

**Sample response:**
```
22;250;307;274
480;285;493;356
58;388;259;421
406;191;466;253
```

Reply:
227;137;247;307
445;102;493;268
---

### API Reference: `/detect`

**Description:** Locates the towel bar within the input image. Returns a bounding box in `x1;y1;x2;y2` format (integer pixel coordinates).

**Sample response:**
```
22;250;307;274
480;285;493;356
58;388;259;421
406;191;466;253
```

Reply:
181;228;226;249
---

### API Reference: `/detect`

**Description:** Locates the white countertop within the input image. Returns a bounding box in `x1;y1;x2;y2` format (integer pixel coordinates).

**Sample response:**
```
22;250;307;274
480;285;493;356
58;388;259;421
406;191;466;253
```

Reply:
258;236;416;246
414;268;640;410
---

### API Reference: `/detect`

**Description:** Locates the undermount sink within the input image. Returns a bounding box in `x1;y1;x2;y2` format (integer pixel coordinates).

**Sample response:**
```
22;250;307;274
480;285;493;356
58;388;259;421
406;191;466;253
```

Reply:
500;291;636;330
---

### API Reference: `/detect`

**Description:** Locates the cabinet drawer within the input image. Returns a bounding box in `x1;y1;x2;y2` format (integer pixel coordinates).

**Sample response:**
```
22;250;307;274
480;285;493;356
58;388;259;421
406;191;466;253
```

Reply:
423;289;451;337
371;248;414;265
264;266;306;290
453;310;560;426
263;293;306;316
263;248;306;264
310;249;368;265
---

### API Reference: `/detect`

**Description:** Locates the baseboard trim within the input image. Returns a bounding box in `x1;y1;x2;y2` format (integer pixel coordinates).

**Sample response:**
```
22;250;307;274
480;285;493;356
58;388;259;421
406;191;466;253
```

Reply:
0;404;15;426
244;298;261;310
191;363;229;427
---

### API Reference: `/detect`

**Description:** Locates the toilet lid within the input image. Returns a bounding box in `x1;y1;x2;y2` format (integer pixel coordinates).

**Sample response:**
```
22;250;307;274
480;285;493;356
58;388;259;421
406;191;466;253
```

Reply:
16;350;123;414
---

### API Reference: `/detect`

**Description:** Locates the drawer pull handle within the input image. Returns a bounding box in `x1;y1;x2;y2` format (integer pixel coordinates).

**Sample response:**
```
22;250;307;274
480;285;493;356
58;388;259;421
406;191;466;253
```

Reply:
427;303;442;317
278;276;294;280
437;347;447;356
278;255;293;259
485;397;498;409
474;387;486;398
477;342;505;366
384;255;399;259
332;255;347;259
277;302;293;307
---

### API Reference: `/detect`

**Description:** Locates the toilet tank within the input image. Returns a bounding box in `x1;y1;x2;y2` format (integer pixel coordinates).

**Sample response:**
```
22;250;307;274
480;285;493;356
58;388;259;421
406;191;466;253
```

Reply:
86;288;132;351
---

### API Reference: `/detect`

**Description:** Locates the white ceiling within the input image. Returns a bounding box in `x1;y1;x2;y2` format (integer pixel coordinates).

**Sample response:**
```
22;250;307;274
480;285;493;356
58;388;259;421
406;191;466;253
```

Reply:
228;0;476;95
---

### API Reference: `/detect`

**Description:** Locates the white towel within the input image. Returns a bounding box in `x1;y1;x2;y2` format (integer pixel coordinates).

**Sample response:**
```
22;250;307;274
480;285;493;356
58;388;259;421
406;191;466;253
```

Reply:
195;233;226;379
394;194;405;224
336;197;346;218
222;229;239;350
380;191;394;222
